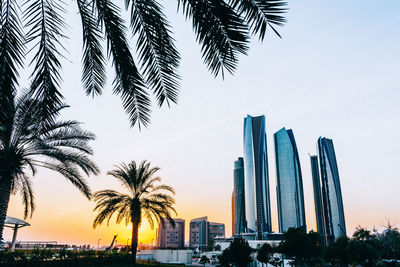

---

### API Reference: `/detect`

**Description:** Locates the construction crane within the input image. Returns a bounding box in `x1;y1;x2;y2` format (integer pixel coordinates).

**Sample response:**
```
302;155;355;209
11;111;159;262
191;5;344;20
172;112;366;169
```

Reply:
105;235;118;251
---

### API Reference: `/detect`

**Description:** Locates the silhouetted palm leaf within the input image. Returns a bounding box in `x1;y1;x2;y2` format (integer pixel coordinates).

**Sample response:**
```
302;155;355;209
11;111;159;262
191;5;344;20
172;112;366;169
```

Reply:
1;0;287;128
178;0;249;78
77;0;106;97
230;0;287;40
0;92;99;239
24;0;67;116
127;0;180;107
0;0;25;108
93;160;176;265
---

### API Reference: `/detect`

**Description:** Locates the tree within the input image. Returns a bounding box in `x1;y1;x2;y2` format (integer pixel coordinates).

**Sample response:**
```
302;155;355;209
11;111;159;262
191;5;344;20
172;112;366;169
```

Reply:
206;238;215;251
218;238;253;267
0;0;287;128
257;243;274;264
199;255;210;266
348;226;381;266
379;224;400;264
0;92;99;239
92;160;176;266
324;236;348;266
278;227;323;266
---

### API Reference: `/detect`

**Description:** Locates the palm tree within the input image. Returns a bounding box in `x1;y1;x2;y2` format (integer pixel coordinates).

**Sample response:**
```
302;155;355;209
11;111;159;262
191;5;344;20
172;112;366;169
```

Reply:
0;0;287;128
0;92;99;240
93;160;176;266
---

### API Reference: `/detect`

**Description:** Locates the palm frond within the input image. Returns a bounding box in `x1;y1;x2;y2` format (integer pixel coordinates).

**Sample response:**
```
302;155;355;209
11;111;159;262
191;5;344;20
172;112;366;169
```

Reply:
93;160;176;230
127;0;180;107
18;174;35;219
229;0;287;40
94;0;150;129
0;0;24;109
23;0;67;117
77;0;106;97
178;0;249;78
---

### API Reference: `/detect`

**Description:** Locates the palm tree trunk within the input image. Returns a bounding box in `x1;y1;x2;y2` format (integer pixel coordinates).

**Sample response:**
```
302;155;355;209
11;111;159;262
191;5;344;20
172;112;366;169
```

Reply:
131;221;139;267
0;176;12;240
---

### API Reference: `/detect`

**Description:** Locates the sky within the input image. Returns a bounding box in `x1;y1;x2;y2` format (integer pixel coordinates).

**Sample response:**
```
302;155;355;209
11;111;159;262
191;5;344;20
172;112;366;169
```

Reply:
5;1;400;247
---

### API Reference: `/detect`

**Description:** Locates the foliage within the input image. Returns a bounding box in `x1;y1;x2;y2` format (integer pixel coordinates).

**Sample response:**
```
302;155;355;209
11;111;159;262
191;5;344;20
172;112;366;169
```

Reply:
92;160;176;266
0;92;99;239
218;238;253;267
278;228;323;266
0;0;287;128
323;225;400;266
199;255;210;265
257;243;277;265
0;249;132;267
206;238;215;251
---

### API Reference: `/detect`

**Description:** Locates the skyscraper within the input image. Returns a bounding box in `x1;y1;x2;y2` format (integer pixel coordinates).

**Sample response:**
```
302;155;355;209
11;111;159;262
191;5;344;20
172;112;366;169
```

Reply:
156;218;185;248
274;128;306;233
310;155;326;243
318;137;346;241
233;157;246;235
243;115;272;239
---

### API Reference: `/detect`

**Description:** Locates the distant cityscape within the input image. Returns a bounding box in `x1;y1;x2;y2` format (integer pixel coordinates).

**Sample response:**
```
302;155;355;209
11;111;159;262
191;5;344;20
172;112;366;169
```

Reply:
156;114;347;249
232;115;346;245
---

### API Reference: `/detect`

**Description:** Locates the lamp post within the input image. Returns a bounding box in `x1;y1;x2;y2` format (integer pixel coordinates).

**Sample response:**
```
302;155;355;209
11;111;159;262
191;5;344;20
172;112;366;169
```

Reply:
97;239;101;249
127;238;130;247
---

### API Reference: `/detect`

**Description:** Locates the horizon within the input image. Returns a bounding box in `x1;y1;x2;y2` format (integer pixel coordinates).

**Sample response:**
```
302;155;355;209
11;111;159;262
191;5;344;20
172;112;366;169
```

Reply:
4;0;400;247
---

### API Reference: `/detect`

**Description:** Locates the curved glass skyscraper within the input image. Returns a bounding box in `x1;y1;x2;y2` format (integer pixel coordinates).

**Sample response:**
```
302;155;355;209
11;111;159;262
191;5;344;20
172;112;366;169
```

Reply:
274;128;306;233
317;137;346;242
310;155;326;243
233;157;246;235
243;115;271;239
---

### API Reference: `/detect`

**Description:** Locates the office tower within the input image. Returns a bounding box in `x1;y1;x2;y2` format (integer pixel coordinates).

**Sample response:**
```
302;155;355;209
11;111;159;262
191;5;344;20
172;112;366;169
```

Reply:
156;218;185;248
318;137;346;241
310;155;326;243
243;115;272;239
233;157;246;235
189;217;208;249
274;128;306;233
189;216;225;249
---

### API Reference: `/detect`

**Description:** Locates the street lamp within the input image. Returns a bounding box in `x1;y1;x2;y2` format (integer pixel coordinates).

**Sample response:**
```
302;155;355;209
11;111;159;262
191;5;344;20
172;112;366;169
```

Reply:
97;239;101;249
127;238;130;246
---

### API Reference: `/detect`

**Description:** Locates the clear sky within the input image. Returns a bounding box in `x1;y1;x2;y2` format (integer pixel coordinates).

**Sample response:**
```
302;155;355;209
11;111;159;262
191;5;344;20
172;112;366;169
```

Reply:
5;1;400;246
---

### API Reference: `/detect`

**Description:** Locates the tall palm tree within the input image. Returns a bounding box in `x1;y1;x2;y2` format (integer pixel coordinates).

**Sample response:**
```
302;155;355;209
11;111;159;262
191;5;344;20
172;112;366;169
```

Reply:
0;0;287;128
0;92;99;240
93;160;176;266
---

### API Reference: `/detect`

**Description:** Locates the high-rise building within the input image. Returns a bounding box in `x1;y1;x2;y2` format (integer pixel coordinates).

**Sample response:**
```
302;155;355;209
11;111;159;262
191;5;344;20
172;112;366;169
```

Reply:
232;191;235;236
318;137;346;242
310;155;326;243
156;218;185;248
243;115;272;239
274;128;306;233
189;217;208;249
189;217;226;248
233;157;246;235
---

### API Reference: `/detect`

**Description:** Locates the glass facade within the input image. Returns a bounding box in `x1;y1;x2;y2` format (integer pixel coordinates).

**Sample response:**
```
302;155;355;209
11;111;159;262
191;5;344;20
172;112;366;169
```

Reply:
243;115;271;239
233;157;246;234
318;137;346;241
274;128;306;233
310;155;326;243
